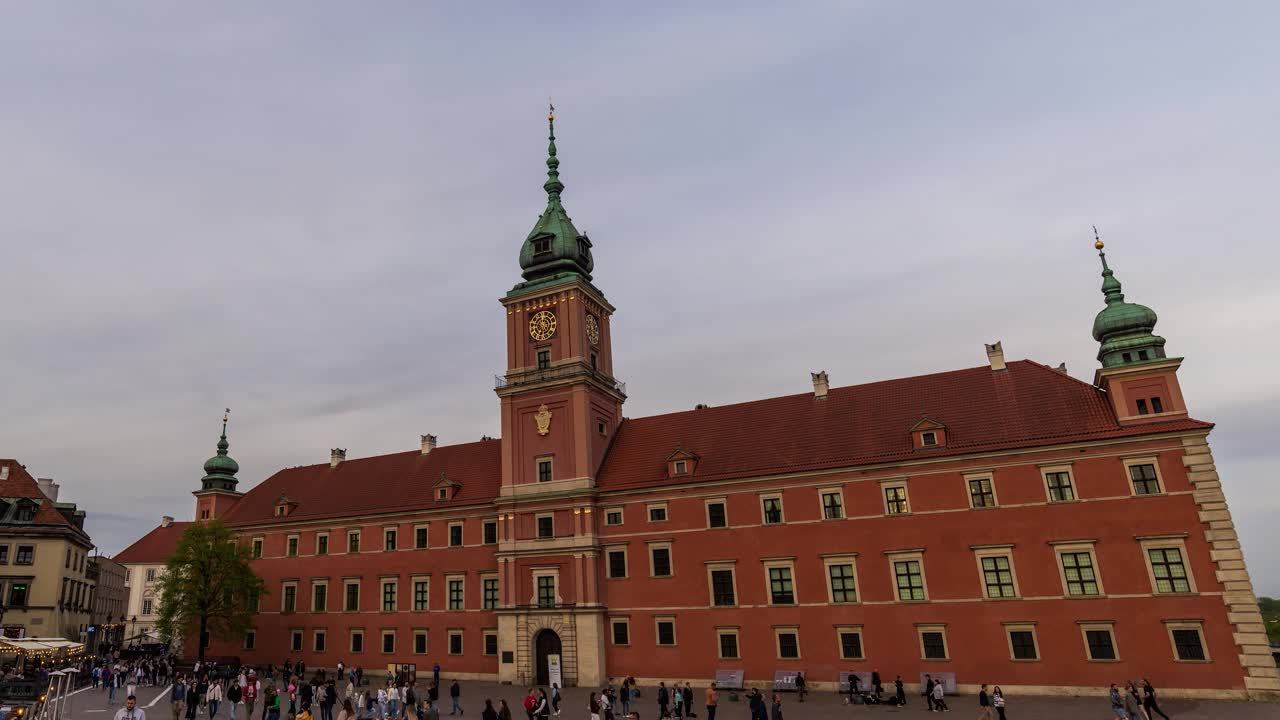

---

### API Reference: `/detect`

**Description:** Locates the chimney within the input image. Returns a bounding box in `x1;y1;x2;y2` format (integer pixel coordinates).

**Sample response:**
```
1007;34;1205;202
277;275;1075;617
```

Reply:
984;341;1006;372
811;371;830;399
36;478;59;503
0;465;9;481
330;448;347;468
1056;362;1068;374
421;434;438;455
161;515;174;528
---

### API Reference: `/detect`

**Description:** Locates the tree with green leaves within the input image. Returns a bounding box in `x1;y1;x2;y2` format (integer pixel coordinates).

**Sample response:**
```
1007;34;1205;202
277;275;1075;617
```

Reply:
155;520;265;661
1260;596;1280;644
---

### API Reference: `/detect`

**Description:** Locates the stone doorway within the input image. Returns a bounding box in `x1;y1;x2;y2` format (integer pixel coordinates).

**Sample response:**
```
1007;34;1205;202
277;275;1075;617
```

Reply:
534;629;562;686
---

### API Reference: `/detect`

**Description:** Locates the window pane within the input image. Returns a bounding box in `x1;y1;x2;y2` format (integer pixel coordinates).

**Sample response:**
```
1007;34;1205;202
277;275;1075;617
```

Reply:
448;580;463;610
768;567;795;604
1130;464;1160;495
1046;472;1075;501
608;551;627;579
537;576;556;608
416;528;429;549
922;631;946;659
657;621;675;645
894;560;925;600
613;622;629;645
762;498;783;524
1061;552;1099;596
839;632;862;659
777;632;798;658
652;548;672;577
1172;629;1205;661
969;478;995;507
822;492;844;519
707;503;727;528
1086;630;1116;660
483;578;499;610
1148;548;1191;593
828;564;857;603
981;556;1016;598
483;522;497;545
885;487;908;514
719;633;739;659
711;570;736;606
1009;631;1037;659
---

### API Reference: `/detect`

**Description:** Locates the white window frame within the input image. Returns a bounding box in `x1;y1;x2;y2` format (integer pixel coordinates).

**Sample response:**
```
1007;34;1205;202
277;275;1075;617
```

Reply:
705;560;739;608
380;630;395;654
344;579;361;612
1052;540;1105;597
1123;456;1166;497
654;615;678;646
1164;620;1211;662
887;549;928;602
251;537;264;558
1003;622;1040;661
881;478;910;515
349;629;364;654
716;627;740;660
383;526;398;551
704;497;728;529
762;558;798;606
281;581;298;613
348;529;361;553
972;545;1020;599
604;507;624;526
916;623;949;661
647;503;668;523
414;524;430;550
480;573;499;610
1078;621;1121;662
532;569;560;608
834;624;865;660
964;471;998;509
285;535;300;557
759;493;784;525
818;486;845;520
773;625;801;660
411;575;430;611
921;431;938;447
648;541;674;578
446;574;466;611
610;617;631;646
536;456;554;483
412;629;428;655
448;521;464;547
447;629;464;656
822;554;860;605
605;544;628;580
315;532;330;555
483;629;498;656
535;512;555;539
313;629;327;653
1040;463;1077;503
311;580;329;613
380;578;398;612
1139;535;1197;595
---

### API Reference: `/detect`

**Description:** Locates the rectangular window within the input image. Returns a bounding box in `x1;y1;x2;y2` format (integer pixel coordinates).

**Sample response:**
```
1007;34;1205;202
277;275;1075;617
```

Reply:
317;534;329;556
382;631;395;654
314;630;327;653
415;526;429;549
1137;398;1149;415
536;349;551;370
718;630;739;659
1045;470;1075;501
291;630;303;652
350;630;364;653
1148;548;1191;593
348;530;361;553
1008;629;1038;660
884;486;909;515
838;630;864;660
612;619;630;645
1060;552;1100;596
647;504;667;522
761;497;783;524
1130;463;1161;495
0;545;9;564
706;501;727;529
607;550;627;579
381;581;397;611
244;630;256;650
283;585;297;613
313;584;328;612
484;632;498;656
711;569;736;606
921;630;947;660
483;521;497;545
776;630;799;659
605;509;623;526
448;630;463;655
8;583;27;607
286;537;299;557
483;577;499;610
922;431;938;446
1083;626;1117;661
821;490;844;520
673;460;687;474
651;546;672;577
414;631;428;655
537;458;553;483
145;567;156;582
828;563;857;603
968;478;995;508
894;559;926;601
142;599;153;615
537;576;556;608
1151;397;1164;413
448;578;464;610
1171;627;1206;661
449;523;463;547
656;619;676;646
384;529;397;551
413;581;429;611
768;566;795;605
537;515;554;539
251;539;262;559
345;582;360;612
981;556;1016;598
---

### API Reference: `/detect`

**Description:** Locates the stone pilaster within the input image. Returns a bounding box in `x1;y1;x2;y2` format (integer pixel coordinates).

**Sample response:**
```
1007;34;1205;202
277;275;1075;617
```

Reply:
1182;434;1280;700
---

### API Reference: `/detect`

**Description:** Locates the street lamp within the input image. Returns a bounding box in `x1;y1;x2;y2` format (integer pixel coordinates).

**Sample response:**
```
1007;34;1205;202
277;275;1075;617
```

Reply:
130;616;137;647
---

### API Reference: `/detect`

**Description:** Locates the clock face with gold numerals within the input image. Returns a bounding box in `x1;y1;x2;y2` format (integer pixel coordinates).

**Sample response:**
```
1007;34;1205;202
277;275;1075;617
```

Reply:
528;310;557;341
585;314;600;345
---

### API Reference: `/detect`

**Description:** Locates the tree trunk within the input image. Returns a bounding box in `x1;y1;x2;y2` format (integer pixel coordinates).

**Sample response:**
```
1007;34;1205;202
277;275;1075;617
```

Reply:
198;615;208;663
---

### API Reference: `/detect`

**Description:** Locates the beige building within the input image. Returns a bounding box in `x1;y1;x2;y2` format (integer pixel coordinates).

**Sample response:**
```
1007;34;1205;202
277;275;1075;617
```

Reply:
0;460;95;642
115;516;190;644
87;555;127;650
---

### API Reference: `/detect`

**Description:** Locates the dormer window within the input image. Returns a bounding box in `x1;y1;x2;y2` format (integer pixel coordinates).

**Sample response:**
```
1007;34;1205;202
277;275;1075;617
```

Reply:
437;488;449;501
433;472;461;501
665;447;700;478
674;461;688;475
15;502;36;522
910;417;947;450
1151;397;1163;413
533;237;551;255
577;238;590;260
274;496;297;518
921;432;937;447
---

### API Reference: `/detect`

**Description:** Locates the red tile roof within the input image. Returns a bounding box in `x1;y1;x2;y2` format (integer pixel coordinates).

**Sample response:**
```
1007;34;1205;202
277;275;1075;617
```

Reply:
0;459;91;542
595;360;1212;489
217;360;1212;524
113;521;192;564
220;438;502;527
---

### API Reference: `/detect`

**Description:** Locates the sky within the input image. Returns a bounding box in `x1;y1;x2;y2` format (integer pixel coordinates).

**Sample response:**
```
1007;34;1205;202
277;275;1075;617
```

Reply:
1;2;1278;593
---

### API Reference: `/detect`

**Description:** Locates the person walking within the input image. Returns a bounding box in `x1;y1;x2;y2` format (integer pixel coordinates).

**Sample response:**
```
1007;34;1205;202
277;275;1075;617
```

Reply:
549;684;560;718
976;684;992;720
1125;683;1147;720
794;673;806;704
992;687;1006;720
245;672;261;720
496;700;512;720
588;693;600;720
894;676;906;707
657;682;670;720
1142;680;1170;720
1109;684;1128;719
533;689;549;720
931;680;949;712
169;676;187;720
769;694;782;720
208;678;224;720
446;680;461;716
324;681;339;720
704;683;717;720
115;695;147;720
924;675;935;712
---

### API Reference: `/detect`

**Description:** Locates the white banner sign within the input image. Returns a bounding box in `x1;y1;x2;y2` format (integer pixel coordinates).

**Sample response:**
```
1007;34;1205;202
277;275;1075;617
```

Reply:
546;654;562;688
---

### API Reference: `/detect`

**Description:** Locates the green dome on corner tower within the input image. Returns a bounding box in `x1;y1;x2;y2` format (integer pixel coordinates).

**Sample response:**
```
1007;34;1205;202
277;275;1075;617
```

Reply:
200;411;240;492
1090;238;1167;368
512;105;595;295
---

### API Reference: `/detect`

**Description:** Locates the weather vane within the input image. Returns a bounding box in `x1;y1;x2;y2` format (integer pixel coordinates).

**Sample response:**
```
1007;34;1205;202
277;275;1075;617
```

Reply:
1093;225;1104;250
548;97;555;121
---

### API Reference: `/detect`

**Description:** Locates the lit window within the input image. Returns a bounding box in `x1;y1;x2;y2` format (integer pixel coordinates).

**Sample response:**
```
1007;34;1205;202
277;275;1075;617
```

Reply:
1060;552;1100;596
968;478;995;508
761;497;783;524
894;560;926;601
884;486;909;515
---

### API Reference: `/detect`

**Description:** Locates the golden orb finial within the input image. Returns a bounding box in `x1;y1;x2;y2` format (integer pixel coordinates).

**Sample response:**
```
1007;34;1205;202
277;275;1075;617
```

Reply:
1094;239;1104;250
1092;225;1104;251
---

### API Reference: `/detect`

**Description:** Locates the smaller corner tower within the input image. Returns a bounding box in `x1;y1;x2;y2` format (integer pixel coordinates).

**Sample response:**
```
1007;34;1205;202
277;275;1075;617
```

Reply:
1090;235;1188;425
193;410;243;520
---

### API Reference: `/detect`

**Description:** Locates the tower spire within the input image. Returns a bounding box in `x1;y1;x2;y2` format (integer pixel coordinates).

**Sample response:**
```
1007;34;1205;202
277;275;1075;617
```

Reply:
1094;226;1123;304
200;407;240;491
544;99;563;201
1089;231;1166;367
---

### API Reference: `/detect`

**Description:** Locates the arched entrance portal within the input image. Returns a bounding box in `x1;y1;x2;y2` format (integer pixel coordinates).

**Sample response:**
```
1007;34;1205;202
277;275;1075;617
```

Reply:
534;629;562;686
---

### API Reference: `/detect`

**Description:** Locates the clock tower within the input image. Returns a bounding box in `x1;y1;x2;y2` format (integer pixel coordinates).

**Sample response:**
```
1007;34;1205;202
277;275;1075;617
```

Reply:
492;107;624;687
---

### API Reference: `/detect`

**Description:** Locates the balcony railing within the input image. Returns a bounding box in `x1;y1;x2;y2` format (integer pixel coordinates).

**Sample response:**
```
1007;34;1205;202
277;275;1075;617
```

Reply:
495;364;626;396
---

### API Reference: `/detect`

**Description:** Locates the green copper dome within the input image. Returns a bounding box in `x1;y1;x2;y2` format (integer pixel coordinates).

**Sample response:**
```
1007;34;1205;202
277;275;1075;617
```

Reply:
200;413;240;492
511;107;595;295
1090;241;1167;368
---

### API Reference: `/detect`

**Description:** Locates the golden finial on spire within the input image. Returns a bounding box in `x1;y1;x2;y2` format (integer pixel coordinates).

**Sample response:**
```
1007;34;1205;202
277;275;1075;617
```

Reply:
548;97;555;122
1093;225;1104;251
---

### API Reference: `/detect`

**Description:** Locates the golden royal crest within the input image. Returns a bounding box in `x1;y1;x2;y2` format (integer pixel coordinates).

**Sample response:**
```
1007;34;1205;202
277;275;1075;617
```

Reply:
535;403;552;436
529;310;557;341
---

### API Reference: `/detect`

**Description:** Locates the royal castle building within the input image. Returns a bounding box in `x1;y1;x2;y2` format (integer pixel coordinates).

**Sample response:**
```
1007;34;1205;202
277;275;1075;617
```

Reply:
138;112;1275;699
